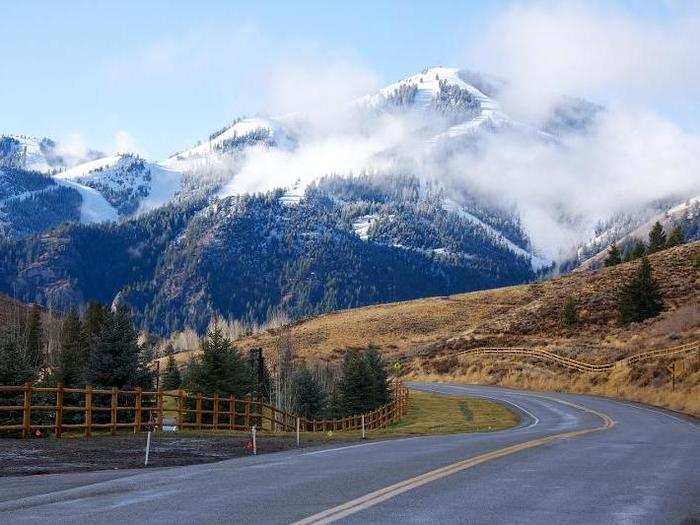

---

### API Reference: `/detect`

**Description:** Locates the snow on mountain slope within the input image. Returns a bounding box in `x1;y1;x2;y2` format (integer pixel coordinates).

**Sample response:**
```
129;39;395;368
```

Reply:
56;154;183;216
0;134;102;173
164;117;295;171
577;196;700;270
443;198;550;271
54;178;118;223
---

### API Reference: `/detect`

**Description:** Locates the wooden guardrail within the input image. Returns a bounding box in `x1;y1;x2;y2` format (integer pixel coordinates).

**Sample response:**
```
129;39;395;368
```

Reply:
450;340;699;373
0;382;409;439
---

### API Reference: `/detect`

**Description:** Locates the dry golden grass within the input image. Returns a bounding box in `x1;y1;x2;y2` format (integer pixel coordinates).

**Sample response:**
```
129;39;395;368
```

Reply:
167;242;699;416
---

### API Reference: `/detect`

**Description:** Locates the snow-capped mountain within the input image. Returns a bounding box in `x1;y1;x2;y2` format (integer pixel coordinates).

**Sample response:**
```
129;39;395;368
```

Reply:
358;66;557;145
0;134;103;173
0;64;695;334
163;117;297;171
55;153;183;217
0;150;183;238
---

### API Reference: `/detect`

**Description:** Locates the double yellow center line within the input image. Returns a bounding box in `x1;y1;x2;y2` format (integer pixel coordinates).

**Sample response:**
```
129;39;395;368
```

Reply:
294;397;615;524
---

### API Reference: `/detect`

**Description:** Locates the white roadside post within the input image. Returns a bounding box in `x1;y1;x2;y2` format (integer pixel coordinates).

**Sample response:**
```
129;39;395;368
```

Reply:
296;417;300;447
252;425;257;455
144;430;152;466
361;414;366;439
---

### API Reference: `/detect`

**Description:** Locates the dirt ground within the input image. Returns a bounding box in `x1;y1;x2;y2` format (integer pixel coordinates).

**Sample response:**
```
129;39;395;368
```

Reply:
0;432;326;477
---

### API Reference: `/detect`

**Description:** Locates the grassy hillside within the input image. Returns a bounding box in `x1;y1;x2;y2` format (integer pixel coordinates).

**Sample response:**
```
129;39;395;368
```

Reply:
172;242;699;415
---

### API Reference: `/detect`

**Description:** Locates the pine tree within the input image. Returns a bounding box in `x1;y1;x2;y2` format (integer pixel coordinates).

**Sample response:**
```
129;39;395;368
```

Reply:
57;308;85;387
561;296;578;327
182;327;253;396
23;305;43;371
363;345;390;408
0;333;34;385
87;304;147;388
604;243;621;267
162;347;182;390
81;302;107;368
647;221;666;253
339;349;372;416
292;366;326;419
666;225;684;248
618;257;663;324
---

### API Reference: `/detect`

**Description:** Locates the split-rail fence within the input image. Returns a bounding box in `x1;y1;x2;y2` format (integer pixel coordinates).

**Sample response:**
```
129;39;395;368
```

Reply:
0;382;409;439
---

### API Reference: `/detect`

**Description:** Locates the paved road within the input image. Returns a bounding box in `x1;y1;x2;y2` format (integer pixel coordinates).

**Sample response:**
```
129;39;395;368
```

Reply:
0;383;698;524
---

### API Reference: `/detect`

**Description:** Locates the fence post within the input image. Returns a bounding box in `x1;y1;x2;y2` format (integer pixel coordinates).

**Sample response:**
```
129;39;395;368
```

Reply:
85;385;93;438
22;382;32;438
229;394;235;430
361;414;366;439
213;392;219;431
110;387;118;435
157;388;164;431
55;383;63;438
296;417;300;446
196;392;203;431
177;389;185;431
135;387;142;433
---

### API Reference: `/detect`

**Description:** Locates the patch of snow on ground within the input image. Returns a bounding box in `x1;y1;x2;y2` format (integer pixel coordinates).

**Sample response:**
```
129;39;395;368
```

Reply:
443;198;550;271
279;180;305;207
55;179;118;224
352;214;379;240
136;164;183;215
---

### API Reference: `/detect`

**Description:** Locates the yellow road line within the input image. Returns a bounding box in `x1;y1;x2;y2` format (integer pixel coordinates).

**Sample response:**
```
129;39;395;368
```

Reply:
294;398;615;525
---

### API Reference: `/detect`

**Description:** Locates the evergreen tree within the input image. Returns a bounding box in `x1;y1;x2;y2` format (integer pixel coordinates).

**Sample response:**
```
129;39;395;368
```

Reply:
87;304;148;388
57;308;85;387
647;221;666;253
182;327;253;396
624;240;646;262
363;345;390;407
604;243;621;267
23;304;43;371
292;366;326;419
162;347;182;390
666;225;684;248
81;302;107;368
618;257;663;324
0;333;35;385
339;349;371;416
561;296;579;327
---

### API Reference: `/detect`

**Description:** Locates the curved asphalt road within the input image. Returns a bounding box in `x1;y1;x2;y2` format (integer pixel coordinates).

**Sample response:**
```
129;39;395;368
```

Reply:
0;383;698;524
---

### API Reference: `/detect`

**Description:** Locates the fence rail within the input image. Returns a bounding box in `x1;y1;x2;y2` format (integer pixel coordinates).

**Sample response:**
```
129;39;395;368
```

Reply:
0;382;409;439
450;340;699;373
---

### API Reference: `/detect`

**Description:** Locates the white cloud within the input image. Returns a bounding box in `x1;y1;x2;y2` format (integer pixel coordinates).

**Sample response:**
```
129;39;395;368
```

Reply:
440;106;700;258
113;130;141;155
466;2;700;123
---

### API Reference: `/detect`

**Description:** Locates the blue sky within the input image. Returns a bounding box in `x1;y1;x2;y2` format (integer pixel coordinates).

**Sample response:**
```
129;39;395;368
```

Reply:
1;1;697;159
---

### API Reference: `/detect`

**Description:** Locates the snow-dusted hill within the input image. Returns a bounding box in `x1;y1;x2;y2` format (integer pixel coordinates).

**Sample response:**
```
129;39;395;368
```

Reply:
0;134;102;173
576;196;700;270
163;117;296;171
56;153;183;217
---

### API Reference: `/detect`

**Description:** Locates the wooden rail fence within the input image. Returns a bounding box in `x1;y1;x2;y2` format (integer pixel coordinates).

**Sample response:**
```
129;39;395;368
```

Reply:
0;382;409;439
449;340;699;373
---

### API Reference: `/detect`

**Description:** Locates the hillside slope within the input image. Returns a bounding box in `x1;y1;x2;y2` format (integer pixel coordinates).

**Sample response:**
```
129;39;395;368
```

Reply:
186;242;699;414
223;242;697;359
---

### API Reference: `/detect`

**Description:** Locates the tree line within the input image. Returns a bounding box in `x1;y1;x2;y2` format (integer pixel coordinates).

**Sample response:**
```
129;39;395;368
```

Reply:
162;327;392;420
603;221;685;267
0;302;154;389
